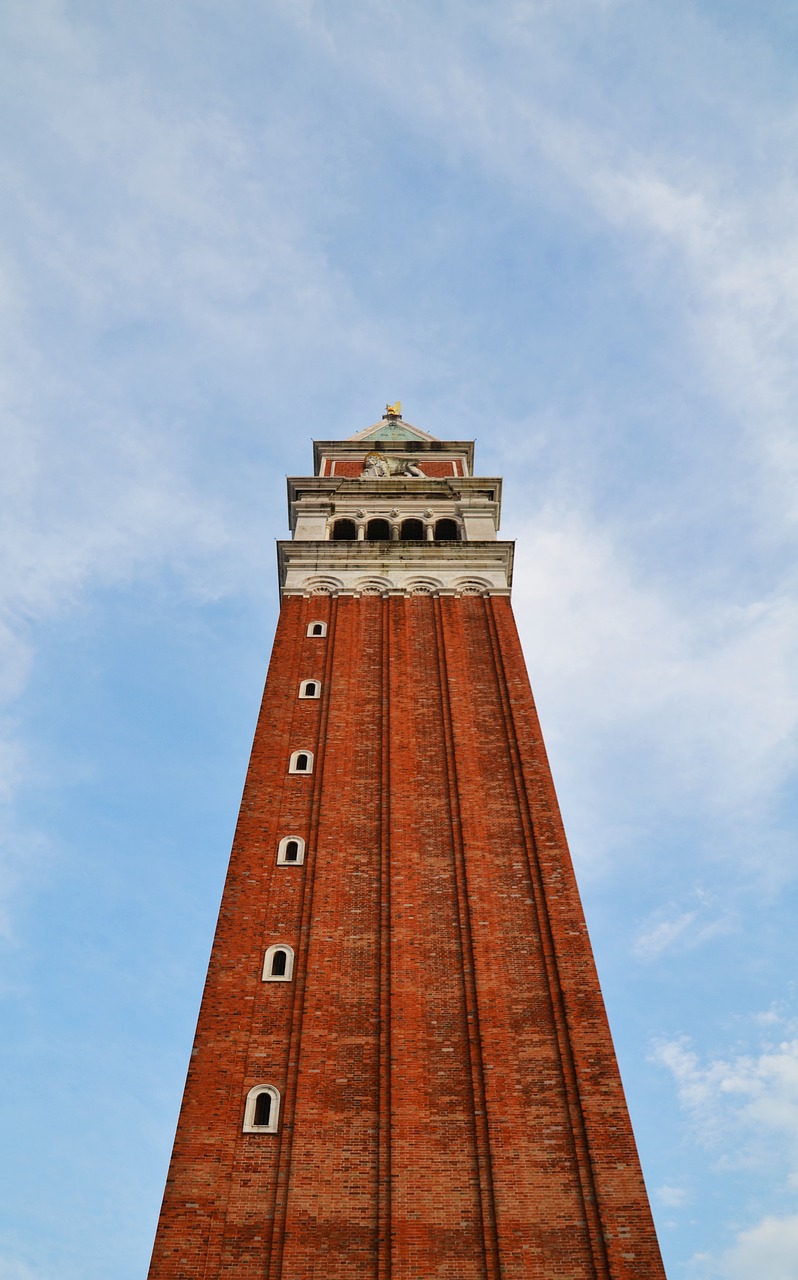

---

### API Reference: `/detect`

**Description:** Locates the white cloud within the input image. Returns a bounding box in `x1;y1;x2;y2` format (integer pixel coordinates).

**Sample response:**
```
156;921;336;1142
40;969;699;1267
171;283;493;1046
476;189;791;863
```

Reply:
584;158;798;520
0;1256;44;1280
657;1182;688;1209
512;508;798;843
278;1;798;527
657;1030;798;1276
0;4;795;1280
702;1212;798;1280
654;1034;798;1166
633;887;734;960
634;910;697;960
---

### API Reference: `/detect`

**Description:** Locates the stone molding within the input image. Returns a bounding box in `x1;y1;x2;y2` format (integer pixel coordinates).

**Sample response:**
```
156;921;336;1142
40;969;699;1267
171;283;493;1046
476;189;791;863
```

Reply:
277;539;514;598
286;476;503;540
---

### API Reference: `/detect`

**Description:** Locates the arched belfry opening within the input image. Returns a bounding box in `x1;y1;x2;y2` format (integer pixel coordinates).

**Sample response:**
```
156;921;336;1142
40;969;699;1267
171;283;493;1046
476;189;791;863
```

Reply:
400;518;424;541
331;518;357;541
434;517;459;541
366;518;391;541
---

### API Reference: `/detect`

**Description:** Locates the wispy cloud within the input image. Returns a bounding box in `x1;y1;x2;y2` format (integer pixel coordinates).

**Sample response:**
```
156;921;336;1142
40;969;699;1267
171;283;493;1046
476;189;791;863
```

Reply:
654;1030;798;1167
709;1211;798;1280
655;1024;798;1274
512;508;798;848
279;0;798;533
657;1183;688;1209
0;1260;45;1280
0;3;796;1278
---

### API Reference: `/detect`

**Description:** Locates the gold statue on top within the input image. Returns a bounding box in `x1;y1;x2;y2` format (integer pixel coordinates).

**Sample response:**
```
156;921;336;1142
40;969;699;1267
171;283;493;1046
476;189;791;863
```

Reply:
385;401;402;417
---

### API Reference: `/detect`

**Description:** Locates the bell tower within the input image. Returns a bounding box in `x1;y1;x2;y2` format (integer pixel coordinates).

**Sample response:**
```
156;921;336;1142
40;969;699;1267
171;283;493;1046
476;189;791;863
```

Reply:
148;407;666;1279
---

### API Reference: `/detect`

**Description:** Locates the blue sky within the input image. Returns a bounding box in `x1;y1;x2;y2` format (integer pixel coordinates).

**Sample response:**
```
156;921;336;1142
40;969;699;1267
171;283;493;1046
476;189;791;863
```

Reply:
1;1;797;1276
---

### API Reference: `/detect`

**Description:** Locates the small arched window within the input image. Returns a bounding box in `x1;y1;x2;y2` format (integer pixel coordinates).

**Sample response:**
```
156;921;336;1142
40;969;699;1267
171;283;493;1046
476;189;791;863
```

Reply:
277;836;305;865
366;518;391;541
434;518;459;541
331;518;357;541
263;944;295;982
243;1084;280;1133
307;621;327;637
299;679;320;699
289;749;314;774
400;518;424;541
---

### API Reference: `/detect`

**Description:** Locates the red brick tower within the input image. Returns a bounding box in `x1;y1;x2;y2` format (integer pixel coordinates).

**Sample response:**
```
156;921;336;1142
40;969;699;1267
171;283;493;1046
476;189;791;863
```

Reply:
148;408;666;1279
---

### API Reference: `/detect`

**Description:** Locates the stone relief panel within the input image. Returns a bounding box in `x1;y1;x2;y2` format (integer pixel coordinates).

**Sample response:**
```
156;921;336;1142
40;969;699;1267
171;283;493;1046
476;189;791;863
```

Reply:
303;575;345;595
353;576;393;595
361;451;427;479
401;576;445;596
452;577;492;596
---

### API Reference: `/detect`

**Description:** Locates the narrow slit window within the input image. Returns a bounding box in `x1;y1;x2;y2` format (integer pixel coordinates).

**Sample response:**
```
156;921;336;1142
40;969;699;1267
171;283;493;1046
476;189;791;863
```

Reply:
277;836;305;865
263;944;294;982
299;679;320;699
307;621;327;637
243;1085;280;1133
289;750;314;774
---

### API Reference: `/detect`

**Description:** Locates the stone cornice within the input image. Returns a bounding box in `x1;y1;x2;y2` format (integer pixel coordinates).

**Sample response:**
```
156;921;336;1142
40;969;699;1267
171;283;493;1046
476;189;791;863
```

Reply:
277;539;515;599
286;476;503;532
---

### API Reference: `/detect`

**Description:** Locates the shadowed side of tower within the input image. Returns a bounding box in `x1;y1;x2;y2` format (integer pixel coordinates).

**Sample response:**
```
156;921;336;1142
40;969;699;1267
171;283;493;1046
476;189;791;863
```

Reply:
148;411;666;1279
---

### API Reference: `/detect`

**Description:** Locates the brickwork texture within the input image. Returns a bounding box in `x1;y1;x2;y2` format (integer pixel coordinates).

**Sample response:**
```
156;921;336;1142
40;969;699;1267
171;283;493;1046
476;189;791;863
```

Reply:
148;591;666;1280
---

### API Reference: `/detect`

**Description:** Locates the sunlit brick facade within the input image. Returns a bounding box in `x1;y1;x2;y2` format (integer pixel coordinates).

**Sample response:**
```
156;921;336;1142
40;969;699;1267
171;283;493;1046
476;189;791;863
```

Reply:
148;409;666;1279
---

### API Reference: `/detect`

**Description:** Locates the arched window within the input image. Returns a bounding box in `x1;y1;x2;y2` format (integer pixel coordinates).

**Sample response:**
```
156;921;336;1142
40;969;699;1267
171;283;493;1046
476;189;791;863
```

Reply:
263;944;295;982
243;1084;280;1133
277;836;305;865
400;518;424;541
366;518;391;541
434;518;459;541
307;621;327;637
288;749;314;774
331;518;357;541
299;679;320;699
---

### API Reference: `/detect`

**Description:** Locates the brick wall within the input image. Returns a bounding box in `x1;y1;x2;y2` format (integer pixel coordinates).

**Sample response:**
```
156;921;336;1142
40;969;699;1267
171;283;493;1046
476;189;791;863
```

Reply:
148;593;665;1280
328;459;460;477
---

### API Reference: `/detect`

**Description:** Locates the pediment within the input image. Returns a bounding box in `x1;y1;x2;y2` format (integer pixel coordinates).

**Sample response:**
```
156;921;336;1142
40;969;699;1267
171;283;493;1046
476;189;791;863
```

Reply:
348;418;438;443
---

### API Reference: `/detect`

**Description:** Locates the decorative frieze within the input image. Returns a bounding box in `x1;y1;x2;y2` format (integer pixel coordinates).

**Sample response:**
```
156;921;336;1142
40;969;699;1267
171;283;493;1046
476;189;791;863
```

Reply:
277;540;514;597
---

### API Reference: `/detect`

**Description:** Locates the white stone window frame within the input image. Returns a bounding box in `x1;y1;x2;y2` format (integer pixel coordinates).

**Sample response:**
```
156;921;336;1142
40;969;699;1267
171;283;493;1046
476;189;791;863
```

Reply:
242;1084;281;1133
298;679;321;699
276;835;306;865
307;621;327;637
262;943;295;982
288;749;314;775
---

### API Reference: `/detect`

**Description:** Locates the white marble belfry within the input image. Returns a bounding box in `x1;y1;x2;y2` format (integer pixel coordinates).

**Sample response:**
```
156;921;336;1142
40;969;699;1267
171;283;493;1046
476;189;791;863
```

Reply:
277;412;513;598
